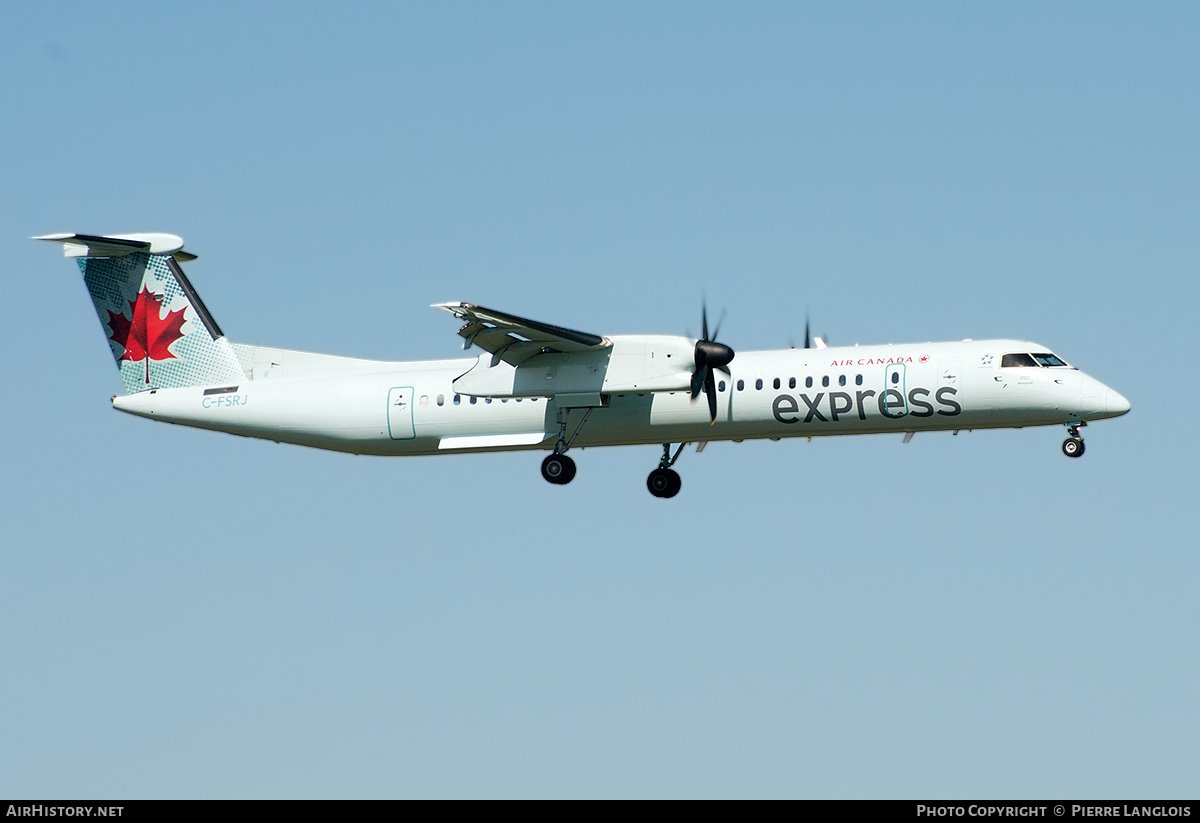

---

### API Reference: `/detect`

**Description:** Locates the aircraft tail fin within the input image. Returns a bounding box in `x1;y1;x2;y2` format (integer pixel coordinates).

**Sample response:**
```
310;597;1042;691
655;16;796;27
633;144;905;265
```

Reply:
38;233;246;394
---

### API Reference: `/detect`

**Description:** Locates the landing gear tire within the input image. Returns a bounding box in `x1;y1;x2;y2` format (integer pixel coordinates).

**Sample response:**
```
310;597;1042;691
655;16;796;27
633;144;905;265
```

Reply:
647;468;682;498
542;454;577;484
1062;437;1085;458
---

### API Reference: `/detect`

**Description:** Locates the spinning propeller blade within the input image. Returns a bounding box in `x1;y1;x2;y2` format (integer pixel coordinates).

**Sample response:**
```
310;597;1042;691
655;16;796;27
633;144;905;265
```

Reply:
690;303;735;424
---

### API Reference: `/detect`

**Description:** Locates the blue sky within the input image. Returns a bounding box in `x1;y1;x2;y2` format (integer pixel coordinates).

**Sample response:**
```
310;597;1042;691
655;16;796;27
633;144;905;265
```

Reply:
2;1;1197;798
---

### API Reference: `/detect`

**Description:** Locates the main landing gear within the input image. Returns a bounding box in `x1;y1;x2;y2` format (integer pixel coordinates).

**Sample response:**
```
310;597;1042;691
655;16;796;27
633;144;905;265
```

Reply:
539;436;688;500
541;406;593;486
541;453;576;484
1062;422;1086;458
647;443;685;498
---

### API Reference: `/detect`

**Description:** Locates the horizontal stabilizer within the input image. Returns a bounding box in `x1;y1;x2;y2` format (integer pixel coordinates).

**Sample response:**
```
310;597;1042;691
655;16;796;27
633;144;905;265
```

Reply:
35;233;196;260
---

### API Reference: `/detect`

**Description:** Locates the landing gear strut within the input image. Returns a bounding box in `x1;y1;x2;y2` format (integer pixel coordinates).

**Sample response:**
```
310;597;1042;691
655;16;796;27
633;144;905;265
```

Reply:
540;405;595;485
647;443;685;498
1062;422;1085;458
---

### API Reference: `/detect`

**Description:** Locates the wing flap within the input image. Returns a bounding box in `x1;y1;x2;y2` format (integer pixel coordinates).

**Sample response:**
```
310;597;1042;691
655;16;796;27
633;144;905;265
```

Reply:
435;302;608;364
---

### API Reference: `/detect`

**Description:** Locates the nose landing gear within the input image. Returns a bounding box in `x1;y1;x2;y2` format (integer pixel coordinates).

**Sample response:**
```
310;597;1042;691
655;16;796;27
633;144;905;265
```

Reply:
1062;422;1085;458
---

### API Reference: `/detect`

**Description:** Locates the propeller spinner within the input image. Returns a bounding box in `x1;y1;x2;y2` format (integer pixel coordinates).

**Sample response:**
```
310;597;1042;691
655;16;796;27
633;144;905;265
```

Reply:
690;305;735;424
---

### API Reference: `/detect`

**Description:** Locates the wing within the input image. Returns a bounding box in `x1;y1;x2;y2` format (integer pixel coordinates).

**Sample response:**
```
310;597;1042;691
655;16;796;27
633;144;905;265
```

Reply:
434;302;609;365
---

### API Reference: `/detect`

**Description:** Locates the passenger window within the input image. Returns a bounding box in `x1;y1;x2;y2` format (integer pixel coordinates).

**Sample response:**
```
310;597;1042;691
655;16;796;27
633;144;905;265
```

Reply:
453;394;461;405
822;376;829;388
419;395;429;407
755;378;763;390
855;374;863;386
1001;353;1039;368
789;377;796;389
805;377;813;389
470;396;477;405
436;394;444;406
891;372;899;385
838;375;846;386
737;380;745;391
485;398;492;404
773;378;780;390
719;380;726;392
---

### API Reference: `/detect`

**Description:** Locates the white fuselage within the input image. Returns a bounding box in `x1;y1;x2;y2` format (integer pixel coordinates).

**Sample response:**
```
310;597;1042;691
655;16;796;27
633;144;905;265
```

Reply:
111;338;1130;455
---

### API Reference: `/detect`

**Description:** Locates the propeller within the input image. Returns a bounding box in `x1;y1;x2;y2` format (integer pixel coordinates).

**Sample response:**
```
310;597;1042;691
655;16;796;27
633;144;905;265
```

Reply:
690;304;735;424
802;312;828;349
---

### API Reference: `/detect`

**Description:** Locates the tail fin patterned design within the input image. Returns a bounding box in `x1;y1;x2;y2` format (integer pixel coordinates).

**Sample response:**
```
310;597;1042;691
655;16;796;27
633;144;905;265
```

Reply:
78;251;246;394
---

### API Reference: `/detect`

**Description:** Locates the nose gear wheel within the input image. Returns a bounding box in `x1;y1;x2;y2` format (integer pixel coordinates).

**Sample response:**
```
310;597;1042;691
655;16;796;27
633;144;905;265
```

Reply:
1062;438;1085;458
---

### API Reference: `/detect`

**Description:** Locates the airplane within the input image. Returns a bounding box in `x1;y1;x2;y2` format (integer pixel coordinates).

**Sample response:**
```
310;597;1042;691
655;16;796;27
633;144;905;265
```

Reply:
38;232;1131;498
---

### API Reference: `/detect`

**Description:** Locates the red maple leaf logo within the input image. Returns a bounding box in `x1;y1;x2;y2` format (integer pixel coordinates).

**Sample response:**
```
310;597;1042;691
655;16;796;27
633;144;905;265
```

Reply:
106;286;187;384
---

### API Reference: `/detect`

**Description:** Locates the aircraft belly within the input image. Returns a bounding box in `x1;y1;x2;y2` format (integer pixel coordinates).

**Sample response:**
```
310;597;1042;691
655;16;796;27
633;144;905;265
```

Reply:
112;373;466;455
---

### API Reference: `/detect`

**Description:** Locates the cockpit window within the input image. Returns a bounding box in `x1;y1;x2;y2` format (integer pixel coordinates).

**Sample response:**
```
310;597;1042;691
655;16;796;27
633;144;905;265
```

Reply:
1032;352;1069;367
1001;353;1038;368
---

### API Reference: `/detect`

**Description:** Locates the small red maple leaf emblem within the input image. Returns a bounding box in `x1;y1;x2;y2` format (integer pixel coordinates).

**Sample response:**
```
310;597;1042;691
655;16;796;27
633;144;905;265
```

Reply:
920;355;929;362
106;286;187;384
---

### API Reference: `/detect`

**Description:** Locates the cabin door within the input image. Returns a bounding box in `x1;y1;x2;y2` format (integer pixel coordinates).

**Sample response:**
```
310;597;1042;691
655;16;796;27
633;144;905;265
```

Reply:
387;386;416;440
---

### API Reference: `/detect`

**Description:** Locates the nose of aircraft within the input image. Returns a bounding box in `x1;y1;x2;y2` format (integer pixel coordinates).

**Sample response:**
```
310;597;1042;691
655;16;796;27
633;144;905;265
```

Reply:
1106;388;1131;417
1076;375;1130;420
